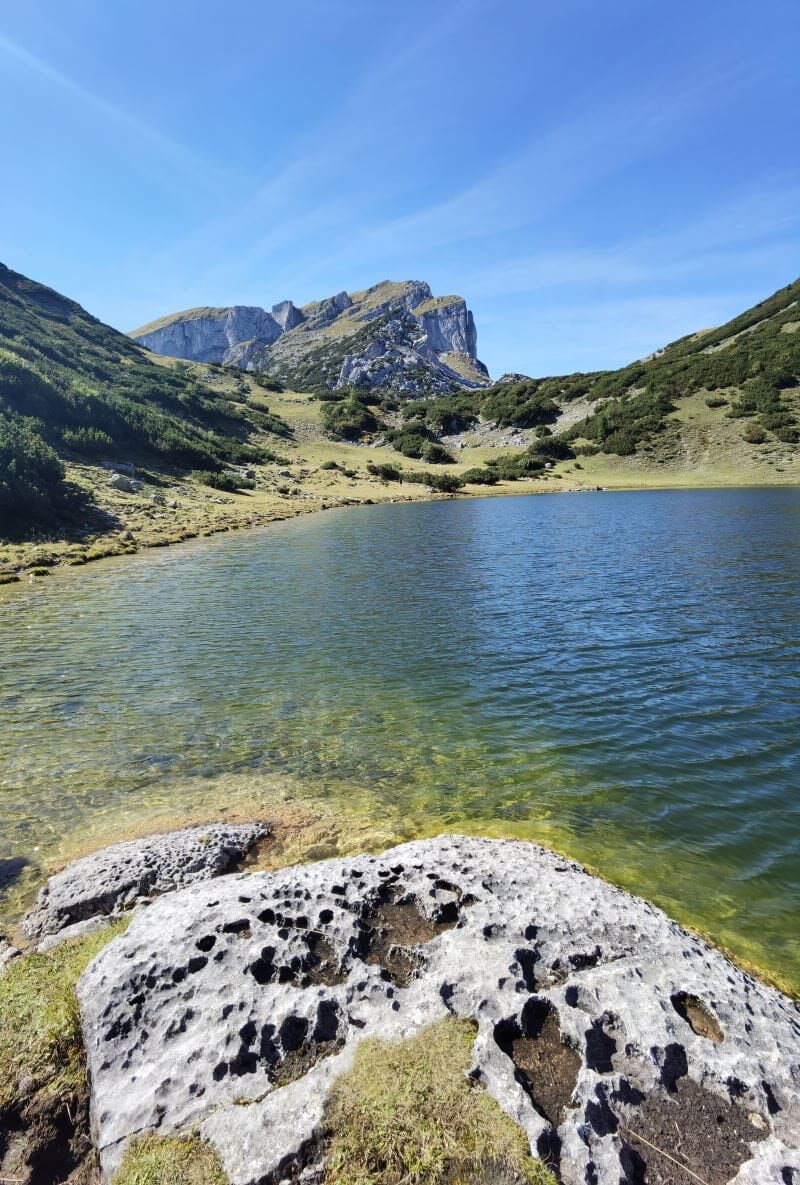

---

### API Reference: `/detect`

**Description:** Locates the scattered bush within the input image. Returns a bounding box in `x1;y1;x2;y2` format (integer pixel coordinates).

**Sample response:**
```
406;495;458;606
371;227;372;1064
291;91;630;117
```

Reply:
191;470;255;492
405;470;462;493
0;410;70;530
253;373;284;392
320;397;380;441
742;423;768;444
459;467;499;485
480;379;559;428
367;462;403;482
422;442;454;464
389;427;432;459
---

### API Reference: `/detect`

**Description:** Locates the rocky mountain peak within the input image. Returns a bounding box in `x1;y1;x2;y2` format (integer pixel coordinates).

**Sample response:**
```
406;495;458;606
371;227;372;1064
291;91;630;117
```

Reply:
130;279;490;396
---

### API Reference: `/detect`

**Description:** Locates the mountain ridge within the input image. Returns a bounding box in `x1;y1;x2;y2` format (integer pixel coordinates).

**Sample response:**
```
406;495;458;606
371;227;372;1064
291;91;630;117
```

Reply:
131;279;489;396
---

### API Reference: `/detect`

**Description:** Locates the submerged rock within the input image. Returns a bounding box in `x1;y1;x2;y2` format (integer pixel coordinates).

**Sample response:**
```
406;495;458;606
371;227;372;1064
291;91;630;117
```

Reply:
23;822;268;939
76;835;800;1183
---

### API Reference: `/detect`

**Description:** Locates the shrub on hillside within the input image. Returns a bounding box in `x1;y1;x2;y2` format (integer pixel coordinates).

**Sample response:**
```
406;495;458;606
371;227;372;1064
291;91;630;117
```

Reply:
390;428;432;459
367;462;403;482
192;470;255;492
320;397;380;441
404;470;462;493
0;412;70;529
422;442;454;465
479;380;558;428
459;467;499;485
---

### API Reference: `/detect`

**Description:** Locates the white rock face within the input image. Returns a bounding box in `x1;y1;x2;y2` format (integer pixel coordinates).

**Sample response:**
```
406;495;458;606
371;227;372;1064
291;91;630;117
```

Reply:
135;307;282;364
23;822;268;938
77;836;800;1183
414;299;478;358
270;300;305;332
131;281;490;394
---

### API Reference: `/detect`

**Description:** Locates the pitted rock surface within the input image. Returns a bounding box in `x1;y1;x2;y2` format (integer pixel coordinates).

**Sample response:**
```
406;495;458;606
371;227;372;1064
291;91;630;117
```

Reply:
23;822;268;938
77;836;800;1183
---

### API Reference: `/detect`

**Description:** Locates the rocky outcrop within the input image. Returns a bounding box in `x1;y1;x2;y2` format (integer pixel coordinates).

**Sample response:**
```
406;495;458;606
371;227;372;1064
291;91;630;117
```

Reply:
132;307;282;365
23;822;268;939
77;835;800;1183
413;296;477;358
131;281;490;396
270;300;305;332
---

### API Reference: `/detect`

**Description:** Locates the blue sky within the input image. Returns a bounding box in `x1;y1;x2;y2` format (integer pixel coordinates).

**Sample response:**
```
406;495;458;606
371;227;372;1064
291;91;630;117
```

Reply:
1;0;799;378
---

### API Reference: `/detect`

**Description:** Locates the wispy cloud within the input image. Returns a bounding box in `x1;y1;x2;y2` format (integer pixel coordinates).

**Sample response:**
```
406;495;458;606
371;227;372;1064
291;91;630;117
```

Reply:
0;33;218;185
460;182;800;300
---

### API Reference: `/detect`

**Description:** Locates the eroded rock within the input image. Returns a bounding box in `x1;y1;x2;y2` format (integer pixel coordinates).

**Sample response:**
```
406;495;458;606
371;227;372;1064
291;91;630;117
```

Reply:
23;822;268;938
76;836;800;1183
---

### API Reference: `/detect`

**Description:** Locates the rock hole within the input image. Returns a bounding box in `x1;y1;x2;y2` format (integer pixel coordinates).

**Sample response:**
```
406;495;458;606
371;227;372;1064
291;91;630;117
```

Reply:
585;1017;617;1073
671;992;724;1043
513;947;540;991
222;918;251;936
493;998;581;1127
354;889;459;987
618;1076;768;1185
658;1043;688;1093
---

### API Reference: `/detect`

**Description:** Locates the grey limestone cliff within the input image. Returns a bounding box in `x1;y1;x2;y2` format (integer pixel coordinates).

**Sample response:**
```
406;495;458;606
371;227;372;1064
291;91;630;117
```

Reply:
131;280;490;396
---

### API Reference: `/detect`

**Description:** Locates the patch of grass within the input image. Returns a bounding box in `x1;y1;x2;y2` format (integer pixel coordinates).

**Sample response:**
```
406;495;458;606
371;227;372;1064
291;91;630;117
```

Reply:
115;1134;227;1185
324;1018;556;1185
0;920;128;1109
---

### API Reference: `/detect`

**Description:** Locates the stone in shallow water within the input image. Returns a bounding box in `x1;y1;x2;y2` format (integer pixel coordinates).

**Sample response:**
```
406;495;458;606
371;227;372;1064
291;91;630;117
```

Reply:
76;835;800;1184
23;822;269;938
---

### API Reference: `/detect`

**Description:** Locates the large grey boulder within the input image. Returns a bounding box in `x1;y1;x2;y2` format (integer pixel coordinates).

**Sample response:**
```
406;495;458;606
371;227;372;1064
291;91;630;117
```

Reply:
23;822;268;939
77;836;800;1183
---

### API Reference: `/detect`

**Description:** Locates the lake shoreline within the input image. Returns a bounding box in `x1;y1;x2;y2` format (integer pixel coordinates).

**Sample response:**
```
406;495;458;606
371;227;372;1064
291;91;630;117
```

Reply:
3;468;797;593
4;796;797;1001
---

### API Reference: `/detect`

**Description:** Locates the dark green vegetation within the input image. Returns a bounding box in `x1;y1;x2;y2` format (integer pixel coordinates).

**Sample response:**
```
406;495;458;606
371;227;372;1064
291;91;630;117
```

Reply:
319;279;800;464
191;470;256;493
0;264;285;532
319;390;381;440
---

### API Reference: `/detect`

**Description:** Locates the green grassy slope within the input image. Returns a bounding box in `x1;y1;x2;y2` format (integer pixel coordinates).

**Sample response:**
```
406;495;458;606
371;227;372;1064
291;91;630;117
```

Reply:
0;263;275;531
353;278;800;478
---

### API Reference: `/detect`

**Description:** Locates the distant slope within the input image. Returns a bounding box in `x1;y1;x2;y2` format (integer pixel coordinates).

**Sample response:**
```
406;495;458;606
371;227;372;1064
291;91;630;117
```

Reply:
131;279;489;396
0;263;271;530
361;278;800;478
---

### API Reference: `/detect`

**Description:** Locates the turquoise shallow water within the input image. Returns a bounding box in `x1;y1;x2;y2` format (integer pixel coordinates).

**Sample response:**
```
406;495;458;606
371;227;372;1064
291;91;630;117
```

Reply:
1;489;799;990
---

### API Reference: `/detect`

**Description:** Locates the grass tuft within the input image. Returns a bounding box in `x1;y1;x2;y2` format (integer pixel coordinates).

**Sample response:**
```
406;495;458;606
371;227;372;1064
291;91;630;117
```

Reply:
324;1017;556;1185
115;1134;227;1185
0;920;128;1109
